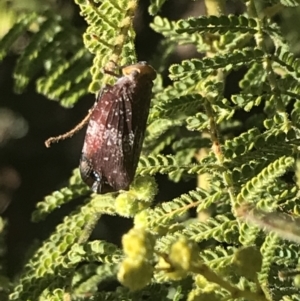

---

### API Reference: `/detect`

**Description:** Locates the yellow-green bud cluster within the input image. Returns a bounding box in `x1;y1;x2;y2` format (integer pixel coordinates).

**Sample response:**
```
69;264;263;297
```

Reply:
169;237;199;271
117;228;156;291
115;176;157;217
157;237;200;280
122;228;155;259
115;192;142;217
187;289;220;301
118;258;154;291
188;275;220;301
130;175;158;202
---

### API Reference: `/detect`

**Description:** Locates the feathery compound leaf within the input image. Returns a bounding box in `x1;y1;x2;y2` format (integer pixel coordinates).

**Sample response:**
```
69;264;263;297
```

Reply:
31;169;90;222
153;94;204;119
144;130;177;155
258;233;280;285
275;243;300;264
186;98;234;131
3;12;92;106
11;203;97;299
292;99;300;126
151;16;205;49
274;47;300;81
224;128;261;157
139;190;205;231
280;0;300;6
73;263;117;296
139;189;230;236
0;13;38;61
186;112;209;131
170;148;197;182
187;156;224;176
150;80;199;121
156;215;238;253
231;93;265;111
13;15;64;92
137;154;182;176
277;76;300;102
36;48;92;107
239;62;267;91
169;49;264;81
170;136;212;182
201;246;235;272
11;198;120;300
149;0;168;15
176;15;257;35
144;118;183;149
172;136;211;151
237;156;294;204
74;0;138;92
183;215;239;244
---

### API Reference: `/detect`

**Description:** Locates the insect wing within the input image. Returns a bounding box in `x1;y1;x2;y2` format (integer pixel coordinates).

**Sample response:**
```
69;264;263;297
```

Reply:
80;86;116;192
80;80;135;192
130;81;152;174
97;79;135;191
80;62;156;194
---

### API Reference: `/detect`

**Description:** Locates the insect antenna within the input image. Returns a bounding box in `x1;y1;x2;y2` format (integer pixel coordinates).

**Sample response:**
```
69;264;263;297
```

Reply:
45;109;93;148
45;60;120;149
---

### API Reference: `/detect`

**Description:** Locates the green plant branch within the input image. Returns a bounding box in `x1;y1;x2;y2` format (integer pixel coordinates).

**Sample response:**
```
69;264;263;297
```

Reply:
191;263;269;301
251;0;290;128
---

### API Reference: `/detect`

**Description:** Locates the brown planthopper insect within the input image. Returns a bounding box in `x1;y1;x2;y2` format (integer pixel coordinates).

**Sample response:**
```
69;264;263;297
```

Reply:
45;61;156;193
79;62;156;193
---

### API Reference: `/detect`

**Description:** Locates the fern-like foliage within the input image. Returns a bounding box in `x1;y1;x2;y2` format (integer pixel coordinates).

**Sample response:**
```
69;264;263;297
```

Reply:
4;0;300;300
75;0;138;92
0;12;92;107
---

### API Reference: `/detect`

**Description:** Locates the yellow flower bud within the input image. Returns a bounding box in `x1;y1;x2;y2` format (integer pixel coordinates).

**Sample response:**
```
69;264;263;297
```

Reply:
118;258;153;291
169;237;199;271
122;228;155;260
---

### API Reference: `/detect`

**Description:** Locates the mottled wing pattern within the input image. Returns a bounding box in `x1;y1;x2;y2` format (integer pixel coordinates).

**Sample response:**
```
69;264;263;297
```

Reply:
96;78;134;191
79;85;117;192
80;78;135;193
80;62;156;194
130;79;153;174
